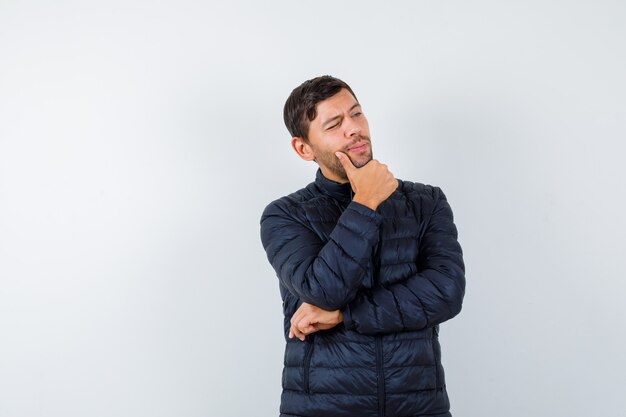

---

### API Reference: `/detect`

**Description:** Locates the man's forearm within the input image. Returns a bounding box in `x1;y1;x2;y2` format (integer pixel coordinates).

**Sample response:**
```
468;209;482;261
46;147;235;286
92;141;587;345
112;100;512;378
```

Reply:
261;200;382;310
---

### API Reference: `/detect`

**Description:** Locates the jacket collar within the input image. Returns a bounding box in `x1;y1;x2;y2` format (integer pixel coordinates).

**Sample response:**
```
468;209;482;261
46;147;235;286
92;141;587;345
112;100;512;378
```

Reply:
314;169;353;202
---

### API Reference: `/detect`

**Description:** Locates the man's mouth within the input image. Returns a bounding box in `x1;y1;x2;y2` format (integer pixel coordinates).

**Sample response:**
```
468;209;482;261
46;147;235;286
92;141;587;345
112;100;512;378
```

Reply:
348;141;369;152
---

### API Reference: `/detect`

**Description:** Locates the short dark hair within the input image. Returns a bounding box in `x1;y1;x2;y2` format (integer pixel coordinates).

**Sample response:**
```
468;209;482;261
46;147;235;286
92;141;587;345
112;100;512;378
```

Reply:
283;75;358;141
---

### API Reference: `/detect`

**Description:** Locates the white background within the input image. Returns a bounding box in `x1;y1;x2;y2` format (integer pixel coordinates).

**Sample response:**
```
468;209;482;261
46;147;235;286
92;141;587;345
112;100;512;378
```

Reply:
1;1;625;416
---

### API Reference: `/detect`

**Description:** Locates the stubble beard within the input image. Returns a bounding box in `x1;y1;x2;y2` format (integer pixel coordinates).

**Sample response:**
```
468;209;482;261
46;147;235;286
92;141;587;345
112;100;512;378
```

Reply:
317;135;373;182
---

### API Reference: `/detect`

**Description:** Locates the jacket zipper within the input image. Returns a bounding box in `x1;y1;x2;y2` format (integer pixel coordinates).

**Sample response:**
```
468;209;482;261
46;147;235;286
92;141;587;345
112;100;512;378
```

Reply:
376;335;385;417
303;334;315;393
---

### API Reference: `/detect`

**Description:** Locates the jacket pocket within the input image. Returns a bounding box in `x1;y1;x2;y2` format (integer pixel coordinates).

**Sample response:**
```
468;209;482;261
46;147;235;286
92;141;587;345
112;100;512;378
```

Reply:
302;336;315;393
431;326;444;388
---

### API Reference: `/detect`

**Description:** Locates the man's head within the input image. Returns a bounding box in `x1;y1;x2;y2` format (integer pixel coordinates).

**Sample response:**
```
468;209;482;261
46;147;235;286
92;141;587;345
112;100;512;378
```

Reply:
284;75;373;183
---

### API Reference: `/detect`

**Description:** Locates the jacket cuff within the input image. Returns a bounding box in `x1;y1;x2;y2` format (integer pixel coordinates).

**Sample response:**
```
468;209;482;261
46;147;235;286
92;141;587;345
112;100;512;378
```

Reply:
341;303;355;331
347;200;382;222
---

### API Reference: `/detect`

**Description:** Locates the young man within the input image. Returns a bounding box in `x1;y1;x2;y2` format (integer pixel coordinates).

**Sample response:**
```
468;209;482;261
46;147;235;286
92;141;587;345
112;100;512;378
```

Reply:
260;76;465;417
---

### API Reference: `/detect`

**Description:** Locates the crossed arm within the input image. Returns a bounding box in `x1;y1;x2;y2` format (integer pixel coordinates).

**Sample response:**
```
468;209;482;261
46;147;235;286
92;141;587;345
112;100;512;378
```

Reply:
287;187;464;340
262;152;464;341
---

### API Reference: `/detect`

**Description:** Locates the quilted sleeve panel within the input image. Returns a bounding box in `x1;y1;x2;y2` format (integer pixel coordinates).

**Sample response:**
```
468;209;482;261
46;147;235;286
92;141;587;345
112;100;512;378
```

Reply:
343;187;465;334
261;199;382;311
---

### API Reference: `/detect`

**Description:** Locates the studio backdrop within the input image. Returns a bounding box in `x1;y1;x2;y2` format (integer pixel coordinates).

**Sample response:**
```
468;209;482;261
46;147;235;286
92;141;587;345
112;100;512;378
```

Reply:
1;1;625;416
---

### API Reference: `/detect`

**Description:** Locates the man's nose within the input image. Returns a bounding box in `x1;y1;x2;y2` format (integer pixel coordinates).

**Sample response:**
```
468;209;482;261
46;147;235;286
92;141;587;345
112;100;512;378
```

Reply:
344;120;362;137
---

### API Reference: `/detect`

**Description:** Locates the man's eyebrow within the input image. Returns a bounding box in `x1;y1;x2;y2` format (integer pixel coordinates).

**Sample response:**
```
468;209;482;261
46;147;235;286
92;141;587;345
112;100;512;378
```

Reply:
322;115;341;128
321;103;362;127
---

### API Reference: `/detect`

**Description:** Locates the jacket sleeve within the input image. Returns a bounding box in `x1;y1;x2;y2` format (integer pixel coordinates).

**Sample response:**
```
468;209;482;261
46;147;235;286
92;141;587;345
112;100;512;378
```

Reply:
342;188;465;334
260;200;383;311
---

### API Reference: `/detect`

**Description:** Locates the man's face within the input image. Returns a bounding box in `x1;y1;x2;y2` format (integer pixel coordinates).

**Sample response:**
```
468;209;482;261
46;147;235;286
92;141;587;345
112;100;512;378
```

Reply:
305;88;372;183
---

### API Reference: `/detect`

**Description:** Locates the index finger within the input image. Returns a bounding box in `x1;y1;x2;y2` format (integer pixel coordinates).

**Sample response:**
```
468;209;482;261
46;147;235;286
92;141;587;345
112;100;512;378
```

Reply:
335;152;357;173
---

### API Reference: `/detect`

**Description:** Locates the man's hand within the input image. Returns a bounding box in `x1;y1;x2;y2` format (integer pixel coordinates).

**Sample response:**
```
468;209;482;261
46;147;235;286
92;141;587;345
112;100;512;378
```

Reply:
336;152;397;211
289;303;343;341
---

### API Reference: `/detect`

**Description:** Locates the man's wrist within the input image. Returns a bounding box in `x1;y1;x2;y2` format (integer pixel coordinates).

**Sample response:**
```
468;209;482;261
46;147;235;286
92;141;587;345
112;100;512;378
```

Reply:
336;310;344;323
352;194;379;211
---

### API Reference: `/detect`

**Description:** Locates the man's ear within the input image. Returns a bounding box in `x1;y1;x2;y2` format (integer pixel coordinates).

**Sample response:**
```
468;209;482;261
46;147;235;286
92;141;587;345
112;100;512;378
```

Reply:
291;137;316;161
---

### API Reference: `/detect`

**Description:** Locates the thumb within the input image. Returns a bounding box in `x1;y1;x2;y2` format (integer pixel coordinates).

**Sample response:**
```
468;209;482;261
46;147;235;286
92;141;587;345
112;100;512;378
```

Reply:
335;152;356;173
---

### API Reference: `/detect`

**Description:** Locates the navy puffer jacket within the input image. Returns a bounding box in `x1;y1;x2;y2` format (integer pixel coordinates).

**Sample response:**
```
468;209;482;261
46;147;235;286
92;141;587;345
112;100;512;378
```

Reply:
260;170;465;417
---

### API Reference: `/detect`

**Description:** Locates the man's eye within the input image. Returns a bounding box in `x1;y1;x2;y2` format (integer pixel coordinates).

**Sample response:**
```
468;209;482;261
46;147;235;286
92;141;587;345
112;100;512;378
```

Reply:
352;112;362;117
327;123;339;130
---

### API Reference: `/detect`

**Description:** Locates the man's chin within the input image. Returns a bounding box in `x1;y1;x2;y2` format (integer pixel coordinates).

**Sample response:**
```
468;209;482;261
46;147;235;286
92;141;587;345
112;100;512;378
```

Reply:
351;154;373;169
